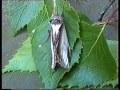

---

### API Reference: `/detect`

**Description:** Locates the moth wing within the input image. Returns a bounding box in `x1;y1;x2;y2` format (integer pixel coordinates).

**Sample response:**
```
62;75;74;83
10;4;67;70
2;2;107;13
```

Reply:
59;24;70;68
51;30;56;69
51;23;62;69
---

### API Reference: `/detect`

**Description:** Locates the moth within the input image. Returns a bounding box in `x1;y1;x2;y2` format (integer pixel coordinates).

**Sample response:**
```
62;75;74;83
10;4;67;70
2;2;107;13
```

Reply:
50;15;70;69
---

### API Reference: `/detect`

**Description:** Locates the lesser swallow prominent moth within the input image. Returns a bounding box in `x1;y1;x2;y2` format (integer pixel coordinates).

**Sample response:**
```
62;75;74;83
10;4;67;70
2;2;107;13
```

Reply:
50;15;70;69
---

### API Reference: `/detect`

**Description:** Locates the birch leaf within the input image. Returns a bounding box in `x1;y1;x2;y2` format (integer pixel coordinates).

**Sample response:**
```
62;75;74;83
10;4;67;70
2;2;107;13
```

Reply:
27;7;49;37
28;0;80;49
78;12;93;24
2;37;36;73
32;21;82;88
8;0;44;36
59;22;117;88
107;40;118;63
2;38;118;75
30;0;82;88
27;0;53;37
4;0;117;89
44;0;53;17
99;77;118;88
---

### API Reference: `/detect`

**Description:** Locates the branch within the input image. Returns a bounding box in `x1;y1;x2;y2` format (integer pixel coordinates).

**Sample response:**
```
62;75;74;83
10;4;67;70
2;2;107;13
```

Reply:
98;0;115;21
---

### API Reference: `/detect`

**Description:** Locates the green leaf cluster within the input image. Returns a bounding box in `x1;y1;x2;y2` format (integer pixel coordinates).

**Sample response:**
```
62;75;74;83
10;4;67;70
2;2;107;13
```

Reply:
3;0;118;89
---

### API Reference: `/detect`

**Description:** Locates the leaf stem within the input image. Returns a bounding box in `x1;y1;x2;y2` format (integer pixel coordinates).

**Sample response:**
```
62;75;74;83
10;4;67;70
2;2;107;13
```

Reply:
53;0;57;15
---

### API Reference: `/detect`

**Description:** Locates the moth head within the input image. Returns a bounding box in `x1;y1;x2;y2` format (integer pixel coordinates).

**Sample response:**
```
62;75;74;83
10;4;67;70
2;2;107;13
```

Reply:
50;15;63;25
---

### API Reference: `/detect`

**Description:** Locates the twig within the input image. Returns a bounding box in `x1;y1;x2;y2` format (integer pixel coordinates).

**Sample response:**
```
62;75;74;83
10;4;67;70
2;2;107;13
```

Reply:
98;0;115;21
98;8;118;26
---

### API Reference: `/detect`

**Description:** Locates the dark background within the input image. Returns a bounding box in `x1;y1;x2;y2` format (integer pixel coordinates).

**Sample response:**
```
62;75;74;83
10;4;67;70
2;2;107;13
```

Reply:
2;0;118;89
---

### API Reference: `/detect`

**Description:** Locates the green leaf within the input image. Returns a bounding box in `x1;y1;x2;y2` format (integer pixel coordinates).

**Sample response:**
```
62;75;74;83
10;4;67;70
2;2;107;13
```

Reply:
44;0;53;17
107;40;118;64
32;21;82;88
8;0;44;35
63;7;80;49
2;37;36;73
30;0;82;88
2;38;117;73
47;0;80;49
27;0;54;37
59;22;117;88
77;12;93;24
99;77;118;88
27;7;49;37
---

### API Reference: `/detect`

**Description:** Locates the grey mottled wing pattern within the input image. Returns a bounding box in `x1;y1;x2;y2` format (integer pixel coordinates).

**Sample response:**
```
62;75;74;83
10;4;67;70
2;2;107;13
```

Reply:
50;15;70;69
